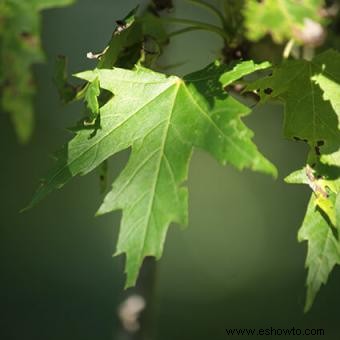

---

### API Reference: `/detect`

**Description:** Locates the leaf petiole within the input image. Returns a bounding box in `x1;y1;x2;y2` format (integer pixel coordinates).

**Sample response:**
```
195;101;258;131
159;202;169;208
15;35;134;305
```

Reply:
168;26;212;38
185;0;226;27
160;16;229;41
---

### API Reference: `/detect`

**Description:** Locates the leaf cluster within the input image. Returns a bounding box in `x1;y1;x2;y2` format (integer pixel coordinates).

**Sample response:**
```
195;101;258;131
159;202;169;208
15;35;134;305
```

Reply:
8;0;340;312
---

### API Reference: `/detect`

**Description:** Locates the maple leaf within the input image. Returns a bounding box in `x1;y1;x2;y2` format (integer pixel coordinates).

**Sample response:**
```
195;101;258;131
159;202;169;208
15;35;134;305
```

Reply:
286;165;339;227
294;194;340;312
54;8;167;104
0;0;75;143
27;61;277;286
91;8;167;70
243;0;326;44
247;50;340;155
249;48;340;311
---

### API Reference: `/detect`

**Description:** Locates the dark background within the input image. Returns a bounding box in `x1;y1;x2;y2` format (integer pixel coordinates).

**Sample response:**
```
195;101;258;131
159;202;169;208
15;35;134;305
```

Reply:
1;0;340;339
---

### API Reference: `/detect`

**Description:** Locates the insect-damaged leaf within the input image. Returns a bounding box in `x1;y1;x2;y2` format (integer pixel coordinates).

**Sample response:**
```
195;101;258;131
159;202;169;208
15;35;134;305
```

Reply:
56;8;168;106
27;61;276;286
248;50;340;156
96;8;167;70
264;50;340;310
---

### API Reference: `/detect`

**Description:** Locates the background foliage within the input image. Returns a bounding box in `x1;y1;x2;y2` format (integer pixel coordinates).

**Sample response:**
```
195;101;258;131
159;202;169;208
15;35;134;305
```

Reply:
0;0;74;142
1;0;340;339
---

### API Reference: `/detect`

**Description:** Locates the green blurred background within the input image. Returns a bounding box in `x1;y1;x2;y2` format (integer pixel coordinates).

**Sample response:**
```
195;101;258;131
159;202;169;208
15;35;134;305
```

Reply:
1;0;340;339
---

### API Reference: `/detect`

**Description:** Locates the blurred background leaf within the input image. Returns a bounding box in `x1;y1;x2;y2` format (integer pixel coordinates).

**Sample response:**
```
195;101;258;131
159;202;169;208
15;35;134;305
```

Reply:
0;0;75;143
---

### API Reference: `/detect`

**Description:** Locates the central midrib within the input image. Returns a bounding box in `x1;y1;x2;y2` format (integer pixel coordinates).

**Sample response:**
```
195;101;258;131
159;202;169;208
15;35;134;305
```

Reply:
134;83;181;266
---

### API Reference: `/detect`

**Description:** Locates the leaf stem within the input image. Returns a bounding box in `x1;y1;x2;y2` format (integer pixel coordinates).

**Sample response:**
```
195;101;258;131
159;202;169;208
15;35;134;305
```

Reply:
161;16;229;41
186;0;226;27
168;26;213;38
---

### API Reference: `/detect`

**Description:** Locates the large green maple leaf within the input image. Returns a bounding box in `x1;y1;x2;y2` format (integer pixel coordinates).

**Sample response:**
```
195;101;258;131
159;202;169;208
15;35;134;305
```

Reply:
28;61;276;286
248;49;340;221
0;0;74;143
243;0;325;44
251;49;340;311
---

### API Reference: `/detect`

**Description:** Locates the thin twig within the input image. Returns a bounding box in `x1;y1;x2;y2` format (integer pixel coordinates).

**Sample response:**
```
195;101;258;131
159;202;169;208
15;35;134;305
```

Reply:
186;0;226;27
169;26;212;38
161;16;229;41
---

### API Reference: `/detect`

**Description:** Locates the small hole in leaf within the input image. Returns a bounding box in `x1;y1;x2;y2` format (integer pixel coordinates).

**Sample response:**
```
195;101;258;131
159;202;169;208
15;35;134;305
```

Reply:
315;146;321;155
